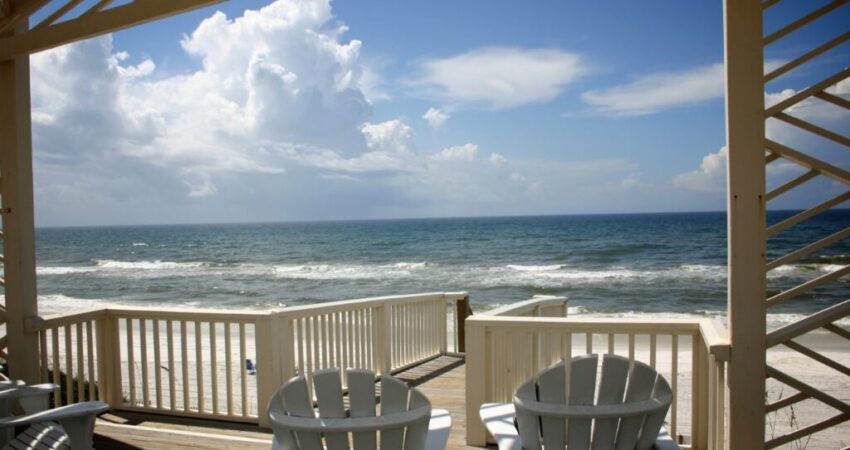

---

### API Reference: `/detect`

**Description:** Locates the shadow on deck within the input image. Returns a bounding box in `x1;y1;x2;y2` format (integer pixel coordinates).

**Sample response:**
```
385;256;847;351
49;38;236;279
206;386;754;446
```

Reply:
94;355;486;450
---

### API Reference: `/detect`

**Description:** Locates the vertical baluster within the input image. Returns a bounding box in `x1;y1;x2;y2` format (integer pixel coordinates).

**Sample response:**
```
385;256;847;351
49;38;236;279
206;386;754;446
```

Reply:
153;319;162;409
140;319;149;408
311;315;320;373
650;334;657;368
628;333;635;363
671;334;679;439
39;330;48;383
586;332;592;354
64;324;73;404
167;320;175;411
608;332;615;354
126;320;135;407
51;328;60;405
239;323;248;417
86;321;95;401
305;317;314;382
295;318;304;375
329;313;336;371
181;320;189;412
76;322;84;402
319;315;326;370
210;322;218;415
563;332;572;400
195;321;204;413
342;312;350;372
336;313;344;377
366;308;373;370
225;322;233;416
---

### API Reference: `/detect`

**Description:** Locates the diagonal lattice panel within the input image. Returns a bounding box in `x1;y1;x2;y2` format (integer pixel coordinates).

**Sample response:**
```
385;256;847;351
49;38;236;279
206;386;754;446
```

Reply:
760;0;850;447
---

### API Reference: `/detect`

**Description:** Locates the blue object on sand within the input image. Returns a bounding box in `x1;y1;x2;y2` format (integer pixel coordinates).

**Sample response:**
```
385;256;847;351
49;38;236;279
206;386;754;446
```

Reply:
246;358;256;375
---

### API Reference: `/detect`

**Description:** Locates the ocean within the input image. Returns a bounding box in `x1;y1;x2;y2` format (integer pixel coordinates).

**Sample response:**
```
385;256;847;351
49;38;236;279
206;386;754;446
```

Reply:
34;210;849;328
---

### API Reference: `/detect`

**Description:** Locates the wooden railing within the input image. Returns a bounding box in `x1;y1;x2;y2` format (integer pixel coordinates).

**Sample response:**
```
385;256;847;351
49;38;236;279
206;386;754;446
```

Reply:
25;291;468;426
465;305;729;450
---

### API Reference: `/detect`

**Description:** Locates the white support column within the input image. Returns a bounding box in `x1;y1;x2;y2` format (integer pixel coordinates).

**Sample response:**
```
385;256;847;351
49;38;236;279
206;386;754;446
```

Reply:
723;1;766;449
0;19;40;384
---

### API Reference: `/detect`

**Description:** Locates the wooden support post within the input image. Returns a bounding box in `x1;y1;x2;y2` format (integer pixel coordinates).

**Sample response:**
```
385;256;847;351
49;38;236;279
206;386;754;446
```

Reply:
0;19;40;384
456;295;471;353
465;318;488;446
278;313;295;383
724;1;767;448
255;312;282;428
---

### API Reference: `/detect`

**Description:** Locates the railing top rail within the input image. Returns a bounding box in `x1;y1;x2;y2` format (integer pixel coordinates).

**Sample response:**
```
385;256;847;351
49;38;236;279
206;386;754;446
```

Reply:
467;315;707;333
25;307;107;331
699;319;731;361
105;307;271;322
275;291;467;317
481;295;568;317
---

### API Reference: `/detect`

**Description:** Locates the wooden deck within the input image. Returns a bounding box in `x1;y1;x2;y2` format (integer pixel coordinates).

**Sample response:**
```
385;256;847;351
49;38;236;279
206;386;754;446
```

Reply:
93;355;488;449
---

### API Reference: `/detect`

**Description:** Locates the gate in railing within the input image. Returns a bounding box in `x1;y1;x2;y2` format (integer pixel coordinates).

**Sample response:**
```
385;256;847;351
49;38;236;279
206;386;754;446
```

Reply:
725;0;850;448
26;292;468;426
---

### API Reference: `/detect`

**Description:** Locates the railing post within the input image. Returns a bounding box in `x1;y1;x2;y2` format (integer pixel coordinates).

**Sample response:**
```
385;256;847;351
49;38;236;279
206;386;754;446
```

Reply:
96;313;122;406
456;295;471;353
278;313;295;383
692;334;710;449
255;312;283;427
372;305;392;375
438;297;448;354
465;318;488;446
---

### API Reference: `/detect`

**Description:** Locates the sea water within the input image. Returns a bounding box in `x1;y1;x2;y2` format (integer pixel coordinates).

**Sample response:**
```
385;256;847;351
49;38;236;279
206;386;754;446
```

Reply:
34;210;849;328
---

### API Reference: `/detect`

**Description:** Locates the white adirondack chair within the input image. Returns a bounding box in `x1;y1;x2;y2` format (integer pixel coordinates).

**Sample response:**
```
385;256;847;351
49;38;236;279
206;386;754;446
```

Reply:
480;354;679;450
0;381;110;450
267;368;452;450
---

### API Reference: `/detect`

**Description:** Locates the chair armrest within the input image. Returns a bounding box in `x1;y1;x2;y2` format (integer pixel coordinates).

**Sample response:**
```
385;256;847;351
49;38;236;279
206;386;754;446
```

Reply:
269;405;431;433
0;384;59;400
0;401;109;429
514;394;671;419
479;403;522;450
425;408;451;450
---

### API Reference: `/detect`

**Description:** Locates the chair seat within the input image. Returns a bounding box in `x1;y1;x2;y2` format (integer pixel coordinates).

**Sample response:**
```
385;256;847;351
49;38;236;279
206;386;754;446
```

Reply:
480;403;680;450
4;421;71;450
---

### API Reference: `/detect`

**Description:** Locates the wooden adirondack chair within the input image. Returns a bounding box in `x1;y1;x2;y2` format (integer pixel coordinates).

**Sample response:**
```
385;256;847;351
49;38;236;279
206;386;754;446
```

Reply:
0;381;110;450
267;368;451;450
480;354;679;450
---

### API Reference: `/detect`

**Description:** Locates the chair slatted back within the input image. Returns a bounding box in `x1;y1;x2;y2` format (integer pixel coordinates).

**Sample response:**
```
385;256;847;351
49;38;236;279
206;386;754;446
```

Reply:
268;368;431;450
513;354;672;450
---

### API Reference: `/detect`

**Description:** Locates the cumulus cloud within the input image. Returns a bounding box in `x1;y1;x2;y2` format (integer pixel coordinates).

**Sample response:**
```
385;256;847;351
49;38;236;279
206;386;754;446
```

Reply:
30;0;650;225
672;146;728;192
429;144;478;161
422;107;449;128
408;47;587;110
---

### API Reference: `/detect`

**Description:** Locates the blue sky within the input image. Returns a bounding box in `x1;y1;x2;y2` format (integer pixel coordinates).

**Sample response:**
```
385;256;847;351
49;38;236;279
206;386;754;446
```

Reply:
30;0;850;226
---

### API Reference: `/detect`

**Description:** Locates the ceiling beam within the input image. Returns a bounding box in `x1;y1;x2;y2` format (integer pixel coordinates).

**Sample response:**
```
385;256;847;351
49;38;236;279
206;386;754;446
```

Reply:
0;0;225;61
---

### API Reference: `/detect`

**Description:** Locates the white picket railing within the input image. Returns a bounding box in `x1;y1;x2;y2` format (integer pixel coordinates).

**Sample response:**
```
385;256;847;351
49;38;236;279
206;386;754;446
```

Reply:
26;291;468;426
465;303;729;450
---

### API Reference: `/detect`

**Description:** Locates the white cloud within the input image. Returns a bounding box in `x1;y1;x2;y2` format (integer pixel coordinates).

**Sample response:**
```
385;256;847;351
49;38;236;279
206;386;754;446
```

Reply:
408;47;587;110
672;146;728;192
29;0;658;225
673;80;850;194
489;153;507;167
582;63;725;117
361;120;414;154
31;0;373;201
429;143;478;162
422;107;449;128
